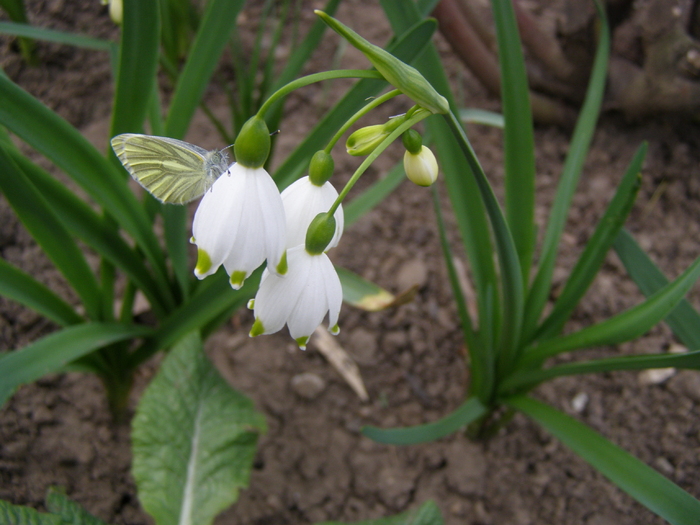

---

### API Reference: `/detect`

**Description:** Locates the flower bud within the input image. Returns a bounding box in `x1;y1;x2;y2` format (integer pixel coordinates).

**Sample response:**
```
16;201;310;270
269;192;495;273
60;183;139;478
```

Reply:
309;150;334;186
346;117;403;156
305;212;336;255
404;146;439;187
234;116;271;168
315;10;449;115
109;0;123;24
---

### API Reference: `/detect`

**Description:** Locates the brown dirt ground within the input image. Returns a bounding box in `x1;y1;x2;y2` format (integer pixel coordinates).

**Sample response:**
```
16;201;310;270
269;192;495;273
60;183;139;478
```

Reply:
2;1;700;524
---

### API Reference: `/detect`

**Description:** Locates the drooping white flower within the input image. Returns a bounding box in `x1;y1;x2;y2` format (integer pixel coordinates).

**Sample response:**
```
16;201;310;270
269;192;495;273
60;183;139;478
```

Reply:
281;175;344;249
191;162;287;289
249;245;342;349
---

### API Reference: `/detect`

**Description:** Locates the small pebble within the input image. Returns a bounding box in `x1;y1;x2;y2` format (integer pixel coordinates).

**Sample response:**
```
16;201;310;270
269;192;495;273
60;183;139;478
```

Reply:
571;392;589;413
290;372;326;400
396;258;428;290
639;368;676;385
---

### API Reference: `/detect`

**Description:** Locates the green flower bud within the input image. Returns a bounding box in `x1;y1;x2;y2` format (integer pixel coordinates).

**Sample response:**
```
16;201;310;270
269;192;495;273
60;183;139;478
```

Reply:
234;116;271;168
305;212;336;255
315;10;449;115
402;129;423;155
309;150;334;186
404;145;439;187
346;117;403;156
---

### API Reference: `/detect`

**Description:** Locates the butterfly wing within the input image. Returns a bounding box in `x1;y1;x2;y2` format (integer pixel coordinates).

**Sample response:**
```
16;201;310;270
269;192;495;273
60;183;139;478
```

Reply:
111;134;228;204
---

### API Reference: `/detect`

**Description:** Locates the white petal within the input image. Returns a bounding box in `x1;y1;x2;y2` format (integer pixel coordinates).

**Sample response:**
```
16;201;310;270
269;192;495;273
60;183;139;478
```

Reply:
286;252;331;339
256;168;287;271
282;177;343;250
223;167;286;279
320;254;343;329
192;165;244;278
253;246;309;334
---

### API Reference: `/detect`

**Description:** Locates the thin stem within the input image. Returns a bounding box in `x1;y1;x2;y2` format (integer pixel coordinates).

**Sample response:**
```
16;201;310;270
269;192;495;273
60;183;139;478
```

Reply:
442;110;523;393
257;70;384;118
327;108;430;217
324;89;401;152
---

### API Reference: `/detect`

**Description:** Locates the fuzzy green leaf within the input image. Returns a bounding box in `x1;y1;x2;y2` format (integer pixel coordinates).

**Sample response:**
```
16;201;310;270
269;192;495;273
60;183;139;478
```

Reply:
0;500;60;525
132;332;266;525
45;488;108;525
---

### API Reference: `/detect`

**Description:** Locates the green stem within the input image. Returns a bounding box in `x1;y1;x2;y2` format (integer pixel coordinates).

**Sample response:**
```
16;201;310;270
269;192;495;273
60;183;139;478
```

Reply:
442;110;524;396
327;108;430;217
257;70;383;118
324;89;401;152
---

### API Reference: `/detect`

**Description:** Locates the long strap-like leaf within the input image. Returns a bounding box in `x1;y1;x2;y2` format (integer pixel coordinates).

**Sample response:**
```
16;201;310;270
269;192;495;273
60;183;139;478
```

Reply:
509;395;700;525
0;144;102;320
522;0;610;339
521;254;700;366
615;228;700;351
0;322;153;407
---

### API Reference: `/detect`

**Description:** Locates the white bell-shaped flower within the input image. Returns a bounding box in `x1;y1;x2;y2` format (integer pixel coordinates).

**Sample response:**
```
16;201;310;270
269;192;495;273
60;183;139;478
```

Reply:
281;175;344;249
249;245;342;350
191;163;287;289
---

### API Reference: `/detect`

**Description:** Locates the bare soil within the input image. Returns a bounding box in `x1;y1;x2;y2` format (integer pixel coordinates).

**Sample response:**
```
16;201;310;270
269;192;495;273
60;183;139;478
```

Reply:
2;1;700;525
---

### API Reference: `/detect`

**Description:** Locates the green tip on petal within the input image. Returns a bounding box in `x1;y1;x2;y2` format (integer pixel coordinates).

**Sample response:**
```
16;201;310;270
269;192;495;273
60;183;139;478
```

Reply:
330;324;340;335
276;251;288;275
249;318;265;337
190;236;196;244
296;336;310;350
195;248;212;275
247;299;255;310
229;270;247;289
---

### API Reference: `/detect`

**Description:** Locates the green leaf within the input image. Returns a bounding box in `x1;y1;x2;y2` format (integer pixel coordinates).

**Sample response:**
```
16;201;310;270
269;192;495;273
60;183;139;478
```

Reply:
362;397;487;445
0;322;152;407
0;75;172;297
110;0;160;137
492;0;536;285
501;350;700;393
534;143;646;342
0;499;60;525
614;228;700;351
381;1;502;397
127;268;257;368
521;254;700;366
132;332;266;525
0;144;102;320
165;0;245;139
459;108;504;128
523;0;610;339
9;150;172;317
0;258;82;327
0;20;115;52
509;395;700;525
45;487;108;525
316;500;443;525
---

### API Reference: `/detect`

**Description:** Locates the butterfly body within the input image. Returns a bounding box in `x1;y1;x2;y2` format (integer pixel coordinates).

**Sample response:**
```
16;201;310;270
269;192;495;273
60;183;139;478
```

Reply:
111;133;230;204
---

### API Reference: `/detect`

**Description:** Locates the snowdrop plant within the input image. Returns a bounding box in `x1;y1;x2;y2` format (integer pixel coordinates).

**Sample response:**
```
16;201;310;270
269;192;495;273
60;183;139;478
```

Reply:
1;1;700;524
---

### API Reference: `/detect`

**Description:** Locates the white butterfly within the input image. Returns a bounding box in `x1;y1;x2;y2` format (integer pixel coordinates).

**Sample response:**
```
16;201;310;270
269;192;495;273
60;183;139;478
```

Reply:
111;133;230;205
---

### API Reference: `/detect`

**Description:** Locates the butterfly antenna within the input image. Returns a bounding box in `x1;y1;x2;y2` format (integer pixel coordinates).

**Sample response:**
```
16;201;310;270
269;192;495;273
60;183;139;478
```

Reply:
270;129;281;137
